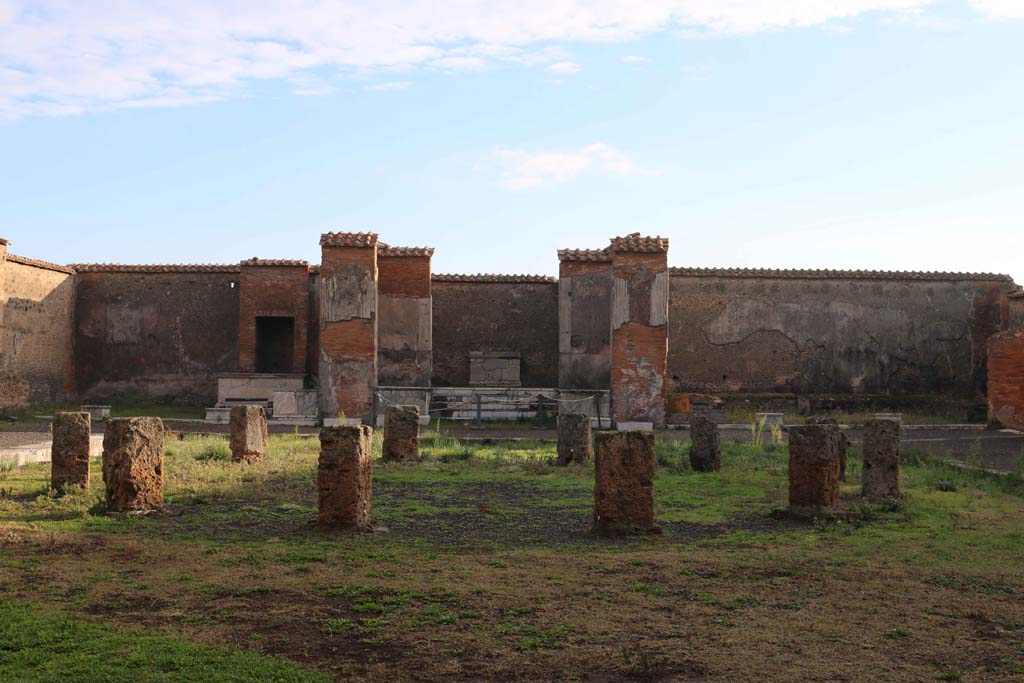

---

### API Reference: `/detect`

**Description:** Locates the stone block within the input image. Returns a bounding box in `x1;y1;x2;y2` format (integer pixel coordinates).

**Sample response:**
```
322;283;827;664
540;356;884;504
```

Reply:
81;404;111;421
383;405;420;462
593;431;660;537
689;416;721;472
806;417;848;481
229;405;268;464
0;376;30;413
102;417;164;512
787;424;842;515
469;352;521;387
556;413;592;466
318;426;373;529
272;390;319;417
862;418;901;499
51;412;91;490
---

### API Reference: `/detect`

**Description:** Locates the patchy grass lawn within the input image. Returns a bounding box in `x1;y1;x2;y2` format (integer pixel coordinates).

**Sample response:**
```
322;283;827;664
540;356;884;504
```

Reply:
1;432;1023;682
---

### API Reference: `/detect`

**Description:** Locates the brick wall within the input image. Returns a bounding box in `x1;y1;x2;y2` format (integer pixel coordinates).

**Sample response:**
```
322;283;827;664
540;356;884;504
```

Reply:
558;257;612;390
318;235;378;422
0;254;75;402
988;331;1024;429
238;262;310;374
378;253;432;386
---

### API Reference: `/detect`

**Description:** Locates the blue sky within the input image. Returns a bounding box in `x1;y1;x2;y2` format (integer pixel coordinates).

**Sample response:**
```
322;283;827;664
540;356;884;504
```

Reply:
1;1;1022;280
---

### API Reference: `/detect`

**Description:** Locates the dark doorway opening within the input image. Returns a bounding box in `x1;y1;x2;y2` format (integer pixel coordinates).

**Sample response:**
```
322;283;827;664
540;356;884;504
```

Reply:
255;316;295;373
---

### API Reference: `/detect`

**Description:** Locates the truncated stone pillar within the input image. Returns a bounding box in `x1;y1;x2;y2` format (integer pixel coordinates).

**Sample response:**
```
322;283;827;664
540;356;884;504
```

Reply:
787;424;842;515
382;405;420;462
862;418;901;499
377;246;433;387
807;417;848;481
319;232;379;424
609;234;669;428
556;413;592;465
102;417;164;512
317;425;373;529
558;249;612;390
593;431;660;536
229;405;268;464
51;412;91;490
689;415;721;472
988;331;1024;430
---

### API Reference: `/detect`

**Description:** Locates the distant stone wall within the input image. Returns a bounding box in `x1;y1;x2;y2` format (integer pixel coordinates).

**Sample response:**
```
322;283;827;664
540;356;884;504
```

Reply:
668;269;1017;401
0;254;75;402
73;267;240;404
432;276;559;387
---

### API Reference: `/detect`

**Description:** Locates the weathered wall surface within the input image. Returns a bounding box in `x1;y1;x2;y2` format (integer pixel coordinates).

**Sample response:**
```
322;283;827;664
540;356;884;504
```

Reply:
377;251;432;387
432;276;558;387
988;331;1024;429
238;260;310;374
74;268;240;403
0;255;75;402
558;257;612;390
668;270;1016;401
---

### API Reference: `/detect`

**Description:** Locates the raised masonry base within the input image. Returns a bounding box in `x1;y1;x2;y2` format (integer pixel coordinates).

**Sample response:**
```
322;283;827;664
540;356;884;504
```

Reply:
206;374;318;426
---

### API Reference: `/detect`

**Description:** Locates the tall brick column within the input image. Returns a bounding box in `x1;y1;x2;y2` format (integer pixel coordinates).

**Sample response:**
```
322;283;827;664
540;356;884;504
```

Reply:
319;232;379;424
609;234;669;428
0;238;8;351
377;245;433;387
988;330;1024;430
558;249;612;390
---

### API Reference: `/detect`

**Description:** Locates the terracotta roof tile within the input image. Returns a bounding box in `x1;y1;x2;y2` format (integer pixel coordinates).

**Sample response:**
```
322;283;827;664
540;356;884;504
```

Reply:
558;248;611;262
320;231;379;248
609;233;669;253
1010;288;1024;299
669;267;1014;282
240;258;309;267
378;243;435;257
5;253;75;274
432;273;557;284
72;263;240;274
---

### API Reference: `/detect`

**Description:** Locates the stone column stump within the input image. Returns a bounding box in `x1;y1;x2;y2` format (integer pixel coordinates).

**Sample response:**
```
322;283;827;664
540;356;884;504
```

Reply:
593;431;660;537
787;424;842;516
102;417;164;512
862;418;901;499
807;417;848;481
51;412;91;491
382;405;420;462
318;426;373;529
557;413;592;466
688;416;721;472
229;405;268;464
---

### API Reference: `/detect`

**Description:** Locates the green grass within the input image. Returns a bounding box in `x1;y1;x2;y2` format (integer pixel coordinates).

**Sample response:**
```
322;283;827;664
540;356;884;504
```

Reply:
0;598;328;683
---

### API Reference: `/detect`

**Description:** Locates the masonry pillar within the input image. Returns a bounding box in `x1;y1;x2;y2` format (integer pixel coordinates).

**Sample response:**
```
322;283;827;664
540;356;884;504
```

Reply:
593;430;660;536
786;424;842;515
51;411;91;490
318;425;373;529
377;246;433;387
609;234;669;428
987;330;1024;430
0;238;8;353
558;249;612;390
862;418;901;499
319;232;379;424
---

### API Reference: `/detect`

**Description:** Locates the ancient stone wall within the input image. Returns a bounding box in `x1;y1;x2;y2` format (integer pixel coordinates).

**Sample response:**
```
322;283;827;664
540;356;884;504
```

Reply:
0;254;75;402
558;253;612;390
668;270;1016;401
377;248;432;387
238;260;311;375
431;276;558;388
73;266;240;404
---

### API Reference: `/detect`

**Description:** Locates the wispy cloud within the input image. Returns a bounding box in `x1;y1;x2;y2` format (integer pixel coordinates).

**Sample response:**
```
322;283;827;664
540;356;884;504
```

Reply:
0;0;960;120
492;142;654;189
546;61;581;75
969;0;1024;19
365;81;413;92
621;55;648;64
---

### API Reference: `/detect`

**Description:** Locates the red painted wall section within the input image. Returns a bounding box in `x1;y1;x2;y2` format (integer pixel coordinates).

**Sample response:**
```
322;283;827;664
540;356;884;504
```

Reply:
988;331;1024;430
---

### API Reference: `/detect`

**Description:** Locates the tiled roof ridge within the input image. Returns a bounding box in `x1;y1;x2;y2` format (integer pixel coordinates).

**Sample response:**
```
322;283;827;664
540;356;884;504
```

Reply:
1009;288;1024;299
377;243;435;257
432;273;557;284
5;253;75;274
609;233;669;253
240;258;310;267
670;266;1015;282
558;247;611;262
320;231;379;247
71;263;240;274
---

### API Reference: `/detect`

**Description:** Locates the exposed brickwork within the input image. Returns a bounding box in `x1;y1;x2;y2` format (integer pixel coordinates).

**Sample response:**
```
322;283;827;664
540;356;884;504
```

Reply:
73;264;239;273
238;262;310;374
229;405;268;464
433;274;557;284
51;412;90;490
378;253;432;386
318;425;373;529
670;267;1013;282
988;331;1024;430
378;255;431;298
382;405;420;462
102;417;164;512
558;248;611;263
593;430;659;536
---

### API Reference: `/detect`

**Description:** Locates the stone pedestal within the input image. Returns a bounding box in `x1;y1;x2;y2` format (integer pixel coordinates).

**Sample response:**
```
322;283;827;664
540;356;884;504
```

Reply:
51;412;91;490
862;418;901;499
787;424;842;515
102;417;164;512
318;426;373;529
229;405;268;464
593;431;660;537
689;416;721;472
383;405;420;462
556;413;592;466
807;417;848;481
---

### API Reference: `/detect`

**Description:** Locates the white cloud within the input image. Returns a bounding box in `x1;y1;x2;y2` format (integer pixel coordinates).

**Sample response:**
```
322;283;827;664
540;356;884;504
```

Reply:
546;60;581;75
364;81;413;91
969;0;1024;19
621;55;648;63
0;0;952;120
494;142;652;189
